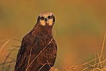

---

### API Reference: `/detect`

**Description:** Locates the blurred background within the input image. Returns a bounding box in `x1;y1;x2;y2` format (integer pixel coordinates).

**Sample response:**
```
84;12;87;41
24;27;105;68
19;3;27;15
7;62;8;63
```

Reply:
0;0;106;70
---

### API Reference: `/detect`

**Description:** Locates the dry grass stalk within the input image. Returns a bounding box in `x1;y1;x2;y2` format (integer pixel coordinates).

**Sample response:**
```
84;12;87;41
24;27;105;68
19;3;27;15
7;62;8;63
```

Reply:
38;64;45;71
0;39;20;71
46;60;51;68
0;39;12;53
25;38;53;71
1;33;106;71
1;46;18;71
82;33;106;71
26;48;32;69
98;33;106;67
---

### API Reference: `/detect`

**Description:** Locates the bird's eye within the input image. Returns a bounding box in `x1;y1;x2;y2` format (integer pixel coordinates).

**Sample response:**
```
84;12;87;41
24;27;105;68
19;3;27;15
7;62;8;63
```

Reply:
48;16;52;19
40;16;44;20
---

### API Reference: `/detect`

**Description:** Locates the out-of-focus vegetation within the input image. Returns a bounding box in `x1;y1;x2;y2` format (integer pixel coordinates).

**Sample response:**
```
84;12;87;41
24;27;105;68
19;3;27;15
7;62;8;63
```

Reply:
0;0;106;71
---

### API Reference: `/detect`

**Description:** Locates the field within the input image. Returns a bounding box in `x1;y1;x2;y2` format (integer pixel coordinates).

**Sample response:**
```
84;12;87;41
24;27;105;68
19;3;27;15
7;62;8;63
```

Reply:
0;0;106;71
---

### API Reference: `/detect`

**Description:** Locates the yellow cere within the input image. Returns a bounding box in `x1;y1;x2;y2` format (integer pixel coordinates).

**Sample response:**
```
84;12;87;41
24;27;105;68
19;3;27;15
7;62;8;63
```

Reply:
47;19;53;26
40;20;46;26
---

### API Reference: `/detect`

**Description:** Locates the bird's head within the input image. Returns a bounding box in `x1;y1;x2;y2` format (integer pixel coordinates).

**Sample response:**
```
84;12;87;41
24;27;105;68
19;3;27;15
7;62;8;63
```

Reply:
37;12;55;26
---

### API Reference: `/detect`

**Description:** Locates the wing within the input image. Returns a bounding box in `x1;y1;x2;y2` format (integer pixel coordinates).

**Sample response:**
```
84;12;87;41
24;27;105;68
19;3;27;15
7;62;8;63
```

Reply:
15;33;57;71
50;39;57;66
33;39;57;71
45;39;57;66
15;33;39;71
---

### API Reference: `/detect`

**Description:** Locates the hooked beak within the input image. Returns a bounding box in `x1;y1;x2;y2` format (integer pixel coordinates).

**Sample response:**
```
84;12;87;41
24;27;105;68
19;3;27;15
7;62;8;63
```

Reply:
45;18;49;25
45;18;48;22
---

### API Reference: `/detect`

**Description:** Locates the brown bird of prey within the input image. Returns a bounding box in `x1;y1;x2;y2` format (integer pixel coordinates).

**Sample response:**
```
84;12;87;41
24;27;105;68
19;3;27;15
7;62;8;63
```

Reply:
15;12;57;71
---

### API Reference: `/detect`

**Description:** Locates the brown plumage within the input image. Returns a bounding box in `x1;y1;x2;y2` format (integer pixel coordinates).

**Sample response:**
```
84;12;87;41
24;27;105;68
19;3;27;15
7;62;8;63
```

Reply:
15;12;57;71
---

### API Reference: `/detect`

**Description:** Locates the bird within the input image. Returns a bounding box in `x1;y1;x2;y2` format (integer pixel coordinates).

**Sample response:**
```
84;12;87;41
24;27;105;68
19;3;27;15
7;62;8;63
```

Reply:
15;12;57;71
